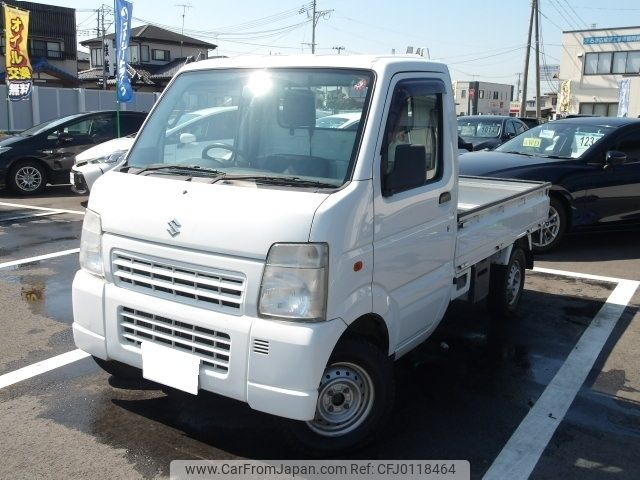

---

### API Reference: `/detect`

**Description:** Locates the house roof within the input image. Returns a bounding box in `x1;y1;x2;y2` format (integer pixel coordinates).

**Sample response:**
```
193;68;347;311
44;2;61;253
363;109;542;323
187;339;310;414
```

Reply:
79;57;197;87
1;58;80;85
81;24;216;50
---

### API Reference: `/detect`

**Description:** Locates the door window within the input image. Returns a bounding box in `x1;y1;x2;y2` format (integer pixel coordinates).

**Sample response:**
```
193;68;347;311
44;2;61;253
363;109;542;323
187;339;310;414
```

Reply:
616;131;640;163
505;120;516;136
382;79;444;192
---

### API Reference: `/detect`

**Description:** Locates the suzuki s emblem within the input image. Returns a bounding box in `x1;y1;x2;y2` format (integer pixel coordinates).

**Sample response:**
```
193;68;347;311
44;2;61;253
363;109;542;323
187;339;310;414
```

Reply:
167;219;181;237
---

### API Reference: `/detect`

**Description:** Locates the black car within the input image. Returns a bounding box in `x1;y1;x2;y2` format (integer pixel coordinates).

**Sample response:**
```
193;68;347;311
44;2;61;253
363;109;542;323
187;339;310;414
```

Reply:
517;117;541;129
457;115;528;151
0;110;146;195
459;117;640;251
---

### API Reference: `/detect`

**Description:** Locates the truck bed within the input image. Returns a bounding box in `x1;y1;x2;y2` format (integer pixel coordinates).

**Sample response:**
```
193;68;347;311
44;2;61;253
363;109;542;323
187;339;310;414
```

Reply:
455;176;550;272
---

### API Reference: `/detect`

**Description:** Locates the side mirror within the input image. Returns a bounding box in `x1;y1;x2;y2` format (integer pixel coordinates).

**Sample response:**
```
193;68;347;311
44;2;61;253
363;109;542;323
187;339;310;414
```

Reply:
505;132;516;139
383;144;427;196
179;133;196;144
605;150;626;168
58;133;73;143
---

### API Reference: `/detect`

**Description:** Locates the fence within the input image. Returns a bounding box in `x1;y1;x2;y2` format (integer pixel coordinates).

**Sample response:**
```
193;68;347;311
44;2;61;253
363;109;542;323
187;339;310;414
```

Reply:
0;85;159;132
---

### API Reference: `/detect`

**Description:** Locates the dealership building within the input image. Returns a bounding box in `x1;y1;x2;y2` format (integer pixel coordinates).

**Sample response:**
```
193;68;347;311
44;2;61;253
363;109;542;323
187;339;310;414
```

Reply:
559;26;640;117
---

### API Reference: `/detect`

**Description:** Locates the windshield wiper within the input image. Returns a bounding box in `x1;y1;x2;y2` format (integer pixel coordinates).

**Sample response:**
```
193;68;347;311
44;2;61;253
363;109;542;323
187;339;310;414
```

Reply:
132;164;225;177
501;150;533;156
537;154;573;159
215;175;338;188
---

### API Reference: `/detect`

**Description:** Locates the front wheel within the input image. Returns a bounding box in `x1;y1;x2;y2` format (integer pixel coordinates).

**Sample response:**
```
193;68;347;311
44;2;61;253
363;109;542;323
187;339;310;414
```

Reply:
287;338;394;455
532;197;566;252
8;160;47;195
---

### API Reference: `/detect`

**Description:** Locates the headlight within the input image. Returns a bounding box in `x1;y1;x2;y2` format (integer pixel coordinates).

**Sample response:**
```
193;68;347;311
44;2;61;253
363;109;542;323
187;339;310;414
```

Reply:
88;150;127;165
79;209;103;277
0;146;12;155
258;243;328;322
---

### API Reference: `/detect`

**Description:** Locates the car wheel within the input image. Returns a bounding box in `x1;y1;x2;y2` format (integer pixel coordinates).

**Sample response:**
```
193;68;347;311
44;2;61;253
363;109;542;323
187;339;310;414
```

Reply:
487;247;526;318
532;197;566;252
286;338;394;455
92;356;142;380
8;160;47;195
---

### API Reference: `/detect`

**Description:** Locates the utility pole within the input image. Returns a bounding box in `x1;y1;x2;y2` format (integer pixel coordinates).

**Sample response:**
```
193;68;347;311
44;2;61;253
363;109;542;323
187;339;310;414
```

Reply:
176;4;192;57
519;1;535;117
534;0;541;120
515;72;522;104
101;5;107;91
333;46;345;55
302;0;333;54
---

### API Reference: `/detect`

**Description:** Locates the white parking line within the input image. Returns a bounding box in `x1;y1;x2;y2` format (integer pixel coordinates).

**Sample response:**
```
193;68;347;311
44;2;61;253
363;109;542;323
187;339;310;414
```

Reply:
0;248;80;270
534;266;634;284
0;201;84;216
0;349;90;390
0;211;61;223
484;274;639;480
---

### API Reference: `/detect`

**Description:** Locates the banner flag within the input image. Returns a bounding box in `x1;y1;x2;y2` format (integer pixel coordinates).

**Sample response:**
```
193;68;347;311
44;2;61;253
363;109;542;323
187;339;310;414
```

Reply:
4;4;33;101
115;0;133;102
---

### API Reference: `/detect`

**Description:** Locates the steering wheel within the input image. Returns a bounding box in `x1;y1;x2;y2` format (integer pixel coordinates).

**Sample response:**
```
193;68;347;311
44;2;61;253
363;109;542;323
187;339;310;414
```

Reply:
202;143;236;166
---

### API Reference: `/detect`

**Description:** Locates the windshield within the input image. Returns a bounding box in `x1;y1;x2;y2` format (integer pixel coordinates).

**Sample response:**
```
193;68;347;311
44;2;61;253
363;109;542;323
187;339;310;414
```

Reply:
20;113;85;136
495;122;614;158
457;118;502;139
127;68;374;187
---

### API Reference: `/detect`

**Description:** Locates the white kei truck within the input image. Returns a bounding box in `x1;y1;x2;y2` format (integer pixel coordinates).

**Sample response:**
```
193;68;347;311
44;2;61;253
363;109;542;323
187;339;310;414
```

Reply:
72;55;549;453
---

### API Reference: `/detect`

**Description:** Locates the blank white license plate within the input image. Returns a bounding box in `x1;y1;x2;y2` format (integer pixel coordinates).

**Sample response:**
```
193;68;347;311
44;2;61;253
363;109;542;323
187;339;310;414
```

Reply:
141;342;200;394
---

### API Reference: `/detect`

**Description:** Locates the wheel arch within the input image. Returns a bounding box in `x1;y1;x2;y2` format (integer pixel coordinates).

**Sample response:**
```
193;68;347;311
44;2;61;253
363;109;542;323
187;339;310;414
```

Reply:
338;314;391;357
548;187;573;231
7;156;52;182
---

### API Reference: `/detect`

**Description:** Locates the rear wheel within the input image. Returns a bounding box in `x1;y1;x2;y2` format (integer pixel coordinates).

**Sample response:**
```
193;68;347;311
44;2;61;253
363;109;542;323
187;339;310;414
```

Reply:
487;247;526;318
92;356;142;380
287;338;394;455
532;197;566;252
8;160;47;195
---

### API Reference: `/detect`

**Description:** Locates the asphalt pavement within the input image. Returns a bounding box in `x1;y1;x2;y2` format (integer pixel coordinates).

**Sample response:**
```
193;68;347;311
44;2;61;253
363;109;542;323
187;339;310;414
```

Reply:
0;185;638;480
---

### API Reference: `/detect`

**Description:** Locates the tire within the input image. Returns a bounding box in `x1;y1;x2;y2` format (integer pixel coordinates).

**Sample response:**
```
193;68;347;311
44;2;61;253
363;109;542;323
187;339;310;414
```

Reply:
92;356;142;380
286;337;394;456
8;160;47;195
487;247;526;318
532;197;566;252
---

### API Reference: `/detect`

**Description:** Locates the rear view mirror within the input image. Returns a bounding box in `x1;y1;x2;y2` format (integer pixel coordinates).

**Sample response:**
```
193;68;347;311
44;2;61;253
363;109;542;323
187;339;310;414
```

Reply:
605;150;626;168
383;144;427;196
280;89;316;129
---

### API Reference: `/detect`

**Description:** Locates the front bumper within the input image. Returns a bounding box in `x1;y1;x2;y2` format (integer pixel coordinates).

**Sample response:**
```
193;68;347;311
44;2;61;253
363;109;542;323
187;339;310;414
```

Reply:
71;164;106;194
72;269;346;421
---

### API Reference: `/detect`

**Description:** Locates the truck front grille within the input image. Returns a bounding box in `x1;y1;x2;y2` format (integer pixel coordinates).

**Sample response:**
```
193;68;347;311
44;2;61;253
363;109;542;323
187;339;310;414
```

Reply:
119;307;231;373
112;252;245;314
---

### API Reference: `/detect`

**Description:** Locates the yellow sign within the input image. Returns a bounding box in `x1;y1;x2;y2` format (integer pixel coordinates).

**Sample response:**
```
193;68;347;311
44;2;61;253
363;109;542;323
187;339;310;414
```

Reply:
558;80;571;114
4;4;33;100
522;137;541;148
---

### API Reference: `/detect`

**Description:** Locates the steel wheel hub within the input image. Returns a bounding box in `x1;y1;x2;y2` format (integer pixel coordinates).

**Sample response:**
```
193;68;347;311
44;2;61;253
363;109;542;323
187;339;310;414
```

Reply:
533;205;560;247
506;261;522;305
16;166;42;191
307;362;374;437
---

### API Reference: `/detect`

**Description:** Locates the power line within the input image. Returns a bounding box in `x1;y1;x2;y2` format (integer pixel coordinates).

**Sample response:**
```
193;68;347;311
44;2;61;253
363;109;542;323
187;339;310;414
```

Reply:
547;0;580;30
560;0;589;29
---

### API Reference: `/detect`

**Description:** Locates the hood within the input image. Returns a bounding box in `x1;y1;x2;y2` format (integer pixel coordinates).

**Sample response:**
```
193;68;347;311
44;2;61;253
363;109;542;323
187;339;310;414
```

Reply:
89;172;330;259
462;137;500;151
75;137;135;163
459;150;563;177
0;134;27;147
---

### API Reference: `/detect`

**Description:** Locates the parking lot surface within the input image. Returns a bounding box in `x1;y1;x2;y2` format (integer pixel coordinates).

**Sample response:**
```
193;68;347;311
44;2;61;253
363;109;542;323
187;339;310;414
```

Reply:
1;187;638;480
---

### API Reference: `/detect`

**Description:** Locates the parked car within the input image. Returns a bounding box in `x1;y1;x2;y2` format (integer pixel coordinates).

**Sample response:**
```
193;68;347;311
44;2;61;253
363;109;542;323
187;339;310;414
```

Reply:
0;110;146;195
457;115;528;151
71;135;136;195
315;112;361;129
459;117;640;251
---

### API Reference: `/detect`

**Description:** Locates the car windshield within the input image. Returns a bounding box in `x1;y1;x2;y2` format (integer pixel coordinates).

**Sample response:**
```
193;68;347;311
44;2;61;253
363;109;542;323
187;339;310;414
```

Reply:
127;68;374;188
20;113;85;136
458;118;502;139
495;122;615;159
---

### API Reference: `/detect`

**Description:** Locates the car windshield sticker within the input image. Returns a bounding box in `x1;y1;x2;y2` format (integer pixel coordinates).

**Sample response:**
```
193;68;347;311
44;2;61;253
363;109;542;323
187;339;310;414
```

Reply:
573;132;604;157
539;129;555;139
459;125;475;136
476;125;500;137
523;137;541;148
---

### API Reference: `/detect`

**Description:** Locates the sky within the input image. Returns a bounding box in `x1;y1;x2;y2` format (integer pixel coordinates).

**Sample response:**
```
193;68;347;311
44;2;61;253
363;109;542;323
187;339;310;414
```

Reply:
30;0;640;99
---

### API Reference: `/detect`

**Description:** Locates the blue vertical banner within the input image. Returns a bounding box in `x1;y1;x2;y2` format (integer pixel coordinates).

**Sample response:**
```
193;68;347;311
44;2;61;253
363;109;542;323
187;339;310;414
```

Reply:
115;0;133;103
617;79;630;118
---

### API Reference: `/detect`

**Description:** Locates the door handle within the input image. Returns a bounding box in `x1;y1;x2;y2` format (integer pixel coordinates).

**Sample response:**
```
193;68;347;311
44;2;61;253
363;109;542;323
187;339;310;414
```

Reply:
439;191;452;204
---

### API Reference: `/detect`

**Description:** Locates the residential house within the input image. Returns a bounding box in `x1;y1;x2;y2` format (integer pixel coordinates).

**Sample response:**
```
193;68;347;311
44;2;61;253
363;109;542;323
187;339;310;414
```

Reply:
79;24;217;92
0;0;80;87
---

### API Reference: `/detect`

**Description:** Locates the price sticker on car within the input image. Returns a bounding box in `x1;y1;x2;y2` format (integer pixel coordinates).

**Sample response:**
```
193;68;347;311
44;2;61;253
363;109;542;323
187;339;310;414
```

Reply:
522;137;541;147
539;129;555;139
574;133;604;156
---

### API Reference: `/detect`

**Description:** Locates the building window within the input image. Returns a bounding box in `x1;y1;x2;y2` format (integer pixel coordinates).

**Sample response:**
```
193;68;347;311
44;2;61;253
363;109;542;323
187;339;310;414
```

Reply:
461;89;466;99
91;48;103;67
29;40;63;60
493;91;499;100
128;44;140;64
579;102;618;117
585;50;640;75
141;45;150;62
479;90;485;99
152;49;170;61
